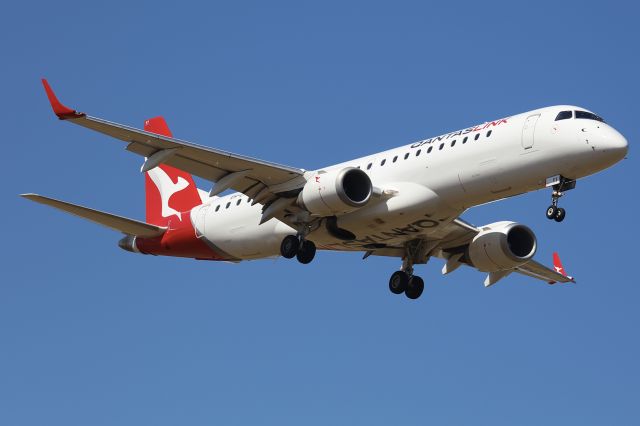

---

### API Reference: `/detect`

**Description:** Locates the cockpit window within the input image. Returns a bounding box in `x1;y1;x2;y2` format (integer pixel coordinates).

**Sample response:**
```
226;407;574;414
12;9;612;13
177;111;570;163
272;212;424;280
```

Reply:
575;110;605;123
555;111;572;121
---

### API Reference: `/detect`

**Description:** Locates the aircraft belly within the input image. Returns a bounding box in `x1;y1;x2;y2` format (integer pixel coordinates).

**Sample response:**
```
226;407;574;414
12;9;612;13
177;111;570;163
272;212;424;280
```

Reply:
312;182;464;251
201;207;294;260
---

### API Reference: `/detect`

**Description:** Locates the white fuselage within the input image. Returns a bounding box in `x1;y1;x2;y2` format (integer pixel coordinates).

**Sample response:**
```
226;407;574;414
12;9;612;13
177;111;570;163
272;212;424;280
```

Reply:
191;105;628;260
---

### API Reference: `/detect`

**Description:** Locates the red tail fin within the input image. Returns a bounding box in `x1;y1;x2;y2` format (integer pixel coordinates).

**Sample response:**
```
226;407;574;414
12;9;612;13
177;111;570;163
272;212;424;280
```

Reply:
144;117;202;226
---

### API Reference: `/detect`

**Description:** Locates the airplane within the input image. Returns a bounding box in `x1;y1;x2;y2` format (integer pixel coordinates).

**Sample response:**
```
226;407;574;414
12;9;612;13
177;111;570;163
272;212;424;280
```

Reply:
23;79;629;300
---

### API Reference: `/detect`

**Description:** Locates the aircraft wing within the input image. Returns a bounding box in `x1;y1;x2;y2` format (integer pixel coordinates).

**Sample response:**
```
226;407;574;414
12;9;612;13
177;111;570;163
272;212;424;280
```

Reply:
41;80;306;201
433;219;575;285
513;258;574;284
367;218;575;286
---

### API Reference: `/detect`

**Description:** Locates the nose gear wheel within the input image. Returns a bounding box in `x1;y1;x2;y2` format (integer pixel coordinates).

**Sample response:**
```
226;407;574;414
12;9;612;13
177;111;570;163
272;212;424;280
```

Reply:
545;176;575;223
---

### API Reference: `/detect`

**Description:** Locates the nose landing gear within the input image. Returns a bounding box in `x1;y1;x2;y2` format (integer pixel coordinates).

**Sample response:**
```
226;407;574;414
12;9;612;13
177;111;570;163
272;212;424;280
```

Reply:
545;175;575;223
545;200;566;223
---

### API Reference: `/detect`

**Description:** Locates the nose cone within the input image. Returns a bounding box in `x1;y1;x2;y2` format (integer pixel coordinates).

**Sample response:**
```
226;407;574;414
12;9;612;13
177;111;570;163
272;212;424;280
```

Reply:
603;127;629;161
613;131;628;156
595;126;628;167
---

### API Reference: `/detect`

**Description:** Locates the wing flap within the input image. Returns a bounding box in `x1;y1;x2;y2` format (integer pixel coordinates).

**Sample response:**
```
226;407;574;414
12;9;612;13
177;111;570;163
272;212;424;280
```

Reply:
21;194;166;238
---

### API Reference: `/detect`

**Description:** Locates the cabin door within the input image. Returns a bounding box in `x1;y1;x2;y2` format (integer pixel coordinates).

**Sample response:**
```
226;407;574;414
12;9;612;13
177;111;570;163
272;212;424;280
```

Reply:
521;114;540;149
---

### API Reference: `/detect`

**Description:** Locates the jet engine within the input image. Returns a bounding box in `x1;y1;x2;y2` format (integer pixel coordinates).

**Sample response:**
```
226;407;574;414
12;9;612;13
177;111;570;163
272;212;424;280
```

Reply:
298;167;372;216
467;221;537;272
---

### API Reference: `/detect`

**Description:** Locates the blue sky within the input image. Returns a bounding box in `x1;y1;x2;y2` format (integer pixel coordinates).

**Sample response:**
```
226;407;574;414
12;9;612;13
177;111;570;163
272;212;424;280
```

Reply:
2;1;639;425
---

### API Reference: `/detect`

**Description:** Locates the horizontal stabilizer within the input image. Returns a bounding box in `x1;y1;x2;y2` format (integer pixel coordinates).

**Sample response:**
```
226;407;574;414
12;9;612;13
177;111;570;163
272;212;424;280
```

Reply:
21;194;166;238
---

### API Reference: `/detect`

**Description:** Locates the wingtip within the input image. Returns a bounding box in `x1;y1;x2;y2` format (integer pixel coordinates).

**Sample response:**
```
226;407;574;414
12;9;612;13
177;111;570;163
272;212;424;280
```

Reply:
20;193;43;202
41;78;85;120
552;251;576;284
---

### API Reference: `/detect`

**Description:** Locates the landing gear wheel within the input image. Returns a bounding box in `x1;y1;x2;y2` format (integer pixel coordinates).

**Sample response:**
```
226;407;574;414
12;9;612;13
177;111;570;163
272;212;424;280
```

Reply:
554;207;566;222
545;177;576;222
280;235;299;259
405;276;424;300
296;240;316;264
389;271;409;294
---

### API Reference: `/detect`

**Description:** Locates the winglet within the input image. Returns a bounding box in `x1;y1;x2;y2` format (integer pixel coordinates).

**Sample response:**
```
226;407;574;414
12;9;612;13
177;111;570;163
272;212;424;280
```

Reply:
550;252;575;284
41;79;86;120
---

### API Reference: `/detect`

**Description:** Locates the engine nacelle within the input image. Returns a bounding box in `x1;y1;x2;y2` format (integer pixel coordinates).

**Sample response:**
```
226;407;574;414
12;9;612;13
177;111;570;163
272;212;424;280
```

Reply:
467;221;537;272
298;167;372;216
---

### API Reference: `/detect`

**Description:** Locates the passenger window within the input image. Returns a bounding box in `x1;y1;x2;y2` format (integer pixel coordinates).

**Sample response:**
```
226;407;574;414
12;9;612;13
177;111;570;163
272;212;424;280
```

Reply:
555;110;573;121
474;133;480;141
215;205;220;212
380;159;386;166
451;140;456;147
439;143;444;150
393;156;398;163
463;136;468;144
416;149;421;156
226;202;230;209
404;153;409;160
427;146;433;153
486;130;492;137
236;199;241;206
367;163;372;170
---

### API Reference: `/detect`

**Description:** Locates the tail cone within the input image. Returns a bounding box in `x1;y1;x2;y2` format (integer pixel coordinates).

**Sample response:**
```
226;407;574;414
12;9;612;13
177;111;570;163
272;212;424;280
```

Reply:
118;235;141;253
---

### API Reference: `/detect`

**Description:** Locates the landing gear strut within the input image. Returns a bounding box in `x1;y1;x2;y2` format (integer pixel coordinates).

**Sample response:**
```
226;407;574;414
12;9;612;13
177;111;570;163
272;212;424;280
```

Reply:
545;176;575;223
280;234;316;264
388;240;427;300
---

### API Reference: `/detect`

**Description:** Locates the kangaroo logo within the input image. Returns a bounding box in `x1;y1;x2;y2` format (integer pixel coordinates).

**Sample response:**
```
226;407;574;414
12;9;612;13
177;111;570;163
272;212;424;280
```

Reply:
147;167;189;221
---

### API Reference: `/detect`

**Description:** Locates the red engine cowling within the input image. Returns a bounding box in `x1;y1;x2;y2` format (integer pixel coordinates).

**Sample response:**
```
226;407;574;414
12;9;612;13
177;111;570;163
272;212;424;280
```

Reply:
467;221;537;272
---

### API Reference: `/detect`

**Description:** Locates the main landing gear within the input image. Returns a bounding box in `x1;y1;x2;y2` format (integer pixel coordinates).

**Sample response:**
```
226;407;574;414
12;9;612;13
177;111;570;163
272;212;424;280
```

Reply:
389;271;424;300
388;240;427;300
545;175;576;223
280;235;317;264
